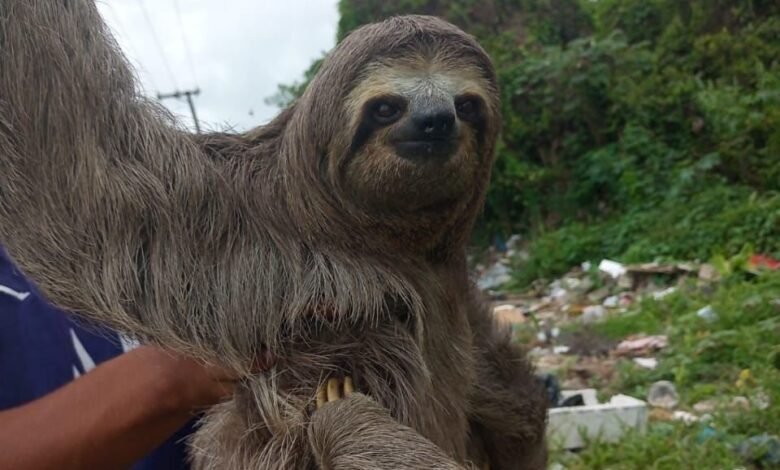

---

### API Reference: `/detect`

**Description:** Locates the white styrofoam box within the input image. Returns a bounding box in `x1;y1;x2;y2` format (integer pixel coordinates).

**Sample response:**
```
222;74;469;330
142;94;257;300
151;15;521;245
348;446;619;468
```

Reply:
547;392;648;450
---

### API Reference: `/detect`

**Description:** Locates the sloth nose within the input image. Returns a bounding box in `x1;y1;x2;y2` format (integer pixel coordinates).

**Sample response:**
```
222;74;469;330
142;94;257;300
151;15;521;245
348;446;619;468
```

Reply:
411;108;456;140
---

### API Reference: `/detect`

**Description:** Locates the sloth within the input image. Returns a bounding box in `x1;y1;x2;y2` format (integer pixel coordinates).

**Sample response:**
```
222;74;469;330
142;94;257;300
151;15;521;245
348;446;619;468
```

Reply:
0;1;548;469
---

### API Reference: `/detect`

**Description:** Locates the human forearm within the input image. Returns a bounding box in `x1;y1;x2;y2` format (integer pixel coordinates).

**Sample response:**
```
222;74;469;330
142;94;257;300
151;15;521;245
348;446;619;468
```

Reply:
0;347;232;470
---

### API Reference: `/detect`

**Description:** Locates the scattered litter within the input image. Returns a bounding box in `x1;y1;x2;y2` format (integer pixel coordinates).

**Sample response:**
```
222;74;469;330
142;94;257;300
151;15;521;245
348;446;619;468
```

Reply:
476;262;512;290
547;392;647;450
735;434;780;467
573;276;595;294
625;262;698;275
587;287;611;303
550;285;569;301
615;335;668;357
568;357;617;387
693;399;718;414
748;254;780;272
540;373;561;406
633;357;658;369
617;274;634;290
696;424;725;444
618;292;635;306
698;263;720;282
536;325;561;343
560;394;584;407
647;380;679;409
582;305;607;324
472;251;770;457
696;305;718;322
649;407;674;422
729;396;751;411
736;369;755;389
603;295;620;308
752;389;771;411
672;410;699;424
599;259;627;279
562;277;583;290
698;413;714;423
581;261;592;272
492;304;526;325
651;286;677;300
563;388;599;406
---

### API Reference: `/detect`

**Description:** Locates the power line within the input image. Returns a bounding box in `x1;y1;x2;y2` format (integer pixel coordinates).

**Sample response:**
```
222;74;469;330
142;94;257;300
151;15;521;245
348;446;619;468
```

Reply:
99;2;160;94
136;0;179;90
171;0;199;87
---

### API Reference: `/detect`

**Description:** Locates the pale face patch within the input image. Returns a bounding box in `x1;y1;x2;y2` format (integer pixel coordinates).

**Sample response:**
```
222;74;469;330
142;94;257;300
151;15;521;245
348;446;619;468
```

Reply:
333;52;495;220
345;54;494;132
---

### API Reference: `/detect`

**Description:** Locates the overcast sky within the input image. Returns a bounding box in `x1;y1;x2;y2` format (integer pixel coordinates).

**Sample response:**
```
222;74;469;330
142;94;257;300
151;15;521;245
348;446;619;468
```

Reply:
95;0;340;133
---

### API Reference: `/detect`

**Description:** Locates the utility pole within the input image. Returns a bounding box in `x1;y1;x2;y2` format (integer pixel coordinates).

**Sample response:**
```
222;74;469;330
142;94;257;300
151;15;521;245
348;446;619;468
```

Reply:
157;88;201;133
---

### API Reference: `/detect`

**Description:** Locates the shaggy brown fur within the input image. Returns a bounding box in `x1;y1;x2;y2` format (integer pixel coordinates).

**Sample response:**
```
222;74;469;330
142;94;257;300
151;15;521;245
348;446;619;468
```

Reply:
0;1;548;468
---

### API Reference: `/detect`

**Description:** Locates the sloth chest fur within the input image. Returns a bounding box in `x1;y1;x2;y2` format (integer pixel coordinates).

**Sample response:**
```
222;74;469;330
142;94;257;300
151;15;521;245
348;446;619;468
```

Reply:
266;297;476;456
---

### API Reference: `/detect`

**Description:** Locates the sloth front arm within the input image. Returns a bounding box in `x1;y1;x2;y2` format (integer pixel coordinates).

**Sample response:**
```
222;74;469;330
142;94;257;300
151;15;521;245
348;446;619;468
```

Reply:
0;0;278;368
466;297;549;469
310;392;471;470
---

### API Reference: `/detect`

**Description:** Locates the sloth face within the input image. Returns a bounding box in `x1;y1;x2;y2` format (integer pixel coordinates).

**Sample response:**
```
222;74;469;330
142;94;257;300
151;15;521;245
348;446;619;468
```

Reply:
339;54;496;216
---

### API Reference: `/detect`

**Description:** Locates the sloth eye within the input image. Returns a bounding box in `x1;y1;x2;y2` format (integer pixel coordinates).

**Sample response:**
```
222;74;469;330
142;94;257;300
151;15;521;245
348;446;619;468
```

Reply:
370;100;402;125
455;97;480;122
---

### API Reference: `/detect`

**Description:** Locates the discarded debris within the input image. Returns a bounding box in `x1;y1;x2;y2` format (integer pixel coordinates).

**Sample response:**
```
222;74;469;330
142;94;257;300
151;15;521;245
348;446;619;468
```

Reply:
696;305;718;322
693;399;718;414
651;286;677;300
599;259;627;279
672;410;699;424
603;295;620;308
729;396;751;411
698;263;720;282
735;434;780;467
587;286;611;303
647;380;679;409
473;241;775;460
748;254;780;272
633;357;658;369
547;392;648;450
492;304;526;325
476;262;512;290
736;369;756;389
615;335;668;357
582;305;607;324
752;389;771;410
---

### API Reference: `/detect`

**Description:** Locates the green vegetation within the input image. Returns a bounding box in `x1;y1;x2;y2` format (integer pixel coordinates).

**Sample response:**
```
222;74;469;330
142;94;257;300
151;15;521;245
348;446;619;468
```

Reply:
271;0;780;285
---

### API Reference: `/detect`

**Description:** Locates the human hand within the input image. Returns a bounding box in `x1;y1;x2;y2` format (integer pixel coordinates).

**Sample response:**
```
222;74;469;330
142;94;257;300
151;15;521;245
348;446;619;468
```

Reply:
129;346;276;412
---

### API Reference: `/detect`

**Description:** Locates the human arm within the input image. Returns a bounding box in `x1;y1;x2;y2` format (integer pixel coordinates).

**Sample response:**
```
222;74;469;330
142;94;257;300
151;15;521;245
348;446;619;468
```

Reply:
0;346;242;470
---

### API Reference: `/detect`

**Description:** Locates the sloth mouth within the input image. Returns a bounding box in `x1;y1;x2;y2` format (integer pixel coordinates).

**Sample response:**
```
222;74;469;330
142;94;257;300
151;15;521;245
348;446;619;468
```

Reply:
393;138;458;161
